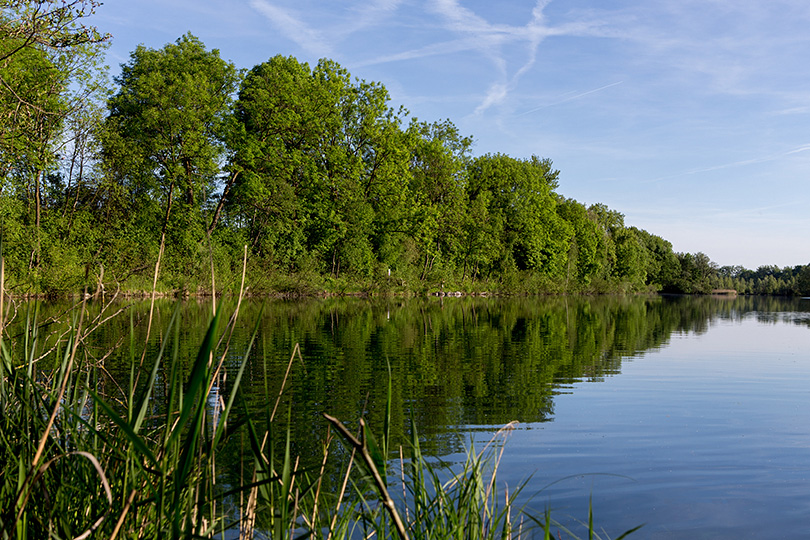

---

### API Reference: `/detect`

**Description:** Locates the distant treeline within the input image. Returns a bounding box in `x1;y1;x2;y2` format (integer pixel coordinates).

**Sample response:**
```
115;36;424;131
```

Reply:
2;3;809;297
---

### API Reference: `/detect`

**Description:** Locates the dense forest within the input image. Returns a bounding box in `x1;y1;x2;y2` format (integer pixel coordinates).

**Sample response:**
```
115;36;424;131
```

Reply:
2;1;809;297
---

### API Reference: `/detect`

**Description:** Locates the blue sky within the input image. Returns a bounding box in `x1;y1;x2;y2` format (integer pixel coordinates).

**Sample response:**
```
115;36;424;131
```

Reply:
91;0;810;270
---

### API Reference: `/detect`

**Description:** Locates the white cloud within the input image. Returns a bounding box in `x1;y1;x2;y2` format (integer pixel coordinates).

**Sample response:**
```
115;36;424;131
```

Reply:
644;144;810;184
249;0;403;59
518;81;624;116
428;0;555;114
339;0;403;40
354;37;482;67
249;0;332;57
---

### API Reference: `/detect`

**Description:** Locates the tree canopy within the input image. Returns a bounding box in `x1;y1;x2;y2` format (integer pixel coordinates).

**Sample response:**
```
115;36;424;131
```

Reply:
102;33;239;278
0;12;804;297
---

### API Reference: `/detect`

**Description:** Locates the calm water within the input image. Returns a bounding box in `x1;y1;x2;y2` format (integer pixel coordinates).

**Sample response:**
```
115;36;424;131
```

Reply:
494;303;810;539
14;295;810;538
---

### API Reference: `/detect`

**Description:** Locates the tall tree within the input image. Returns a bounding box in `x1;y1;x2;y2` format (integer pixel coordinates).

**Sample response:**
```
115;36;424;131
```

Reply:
465;154;571;281
556;198;603;289
1;0;108;270
612;227;647;288
227;55;321;265
306;59;410;277
0;0;106;125
102;33;239;276
634;227;678;290
407;119;471;280
1;0;106;166
229;56;411;278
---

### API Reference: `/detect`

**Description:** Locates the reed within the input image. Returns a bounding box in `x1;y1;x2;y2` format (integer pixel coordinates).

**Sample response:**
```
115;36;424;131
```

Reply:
322;377;641;540
0;297;265;539
0;297;638;539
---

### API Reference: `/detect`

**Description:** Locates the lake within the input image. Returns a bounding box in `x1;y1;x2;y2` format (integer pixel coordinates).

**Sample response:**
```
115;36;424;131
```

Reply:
13;294;810;538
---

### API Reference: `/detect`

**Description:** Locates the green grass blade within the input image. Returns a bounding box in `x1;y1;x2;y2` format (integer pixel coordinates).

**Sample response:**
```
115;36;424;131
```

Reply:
211;306;263;449
167;308;220;448
89;388;160;469
614;524;645;539
132;305;180;434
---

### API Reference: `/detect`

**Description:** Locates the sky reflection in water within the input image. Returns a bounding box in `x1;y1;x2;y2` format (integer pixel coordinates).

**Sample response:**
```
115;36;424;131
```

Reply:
495;308;810;539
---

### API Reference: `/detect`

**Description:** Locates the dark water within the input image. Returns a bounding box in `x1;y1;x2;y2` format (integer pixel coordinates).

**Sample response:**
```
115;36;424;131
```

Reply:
11;295;810;538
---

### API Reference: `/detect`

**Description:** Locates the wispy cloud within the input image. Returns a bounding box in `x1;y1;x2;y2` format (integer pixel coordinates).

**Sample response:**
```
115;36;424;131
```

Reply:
338;0;403;40
354;37;482;67
427;0;614;116
249;0;332;56
518;81;624;116
248;0;614;116
594;1;810;99
646;144;810;183
249;0;403;58
428;0;547;114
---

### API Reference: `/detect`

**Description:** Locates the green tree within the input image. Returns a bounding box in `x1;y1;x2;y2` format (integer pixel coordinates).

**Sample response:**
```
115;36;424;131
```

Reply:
102;33;239;281
612;227;647;289
0;41;64;264
1;0;106;141
635;228;679;290
458;188;504;282
229;56;411;279
406;119;471;281
307;60;411;278
1;0;108;280
586;203;625;278
673;252;718;294
556;198;602;289
227;55;321;267
796;265;810;295
465;154;571;284
1;0;107;175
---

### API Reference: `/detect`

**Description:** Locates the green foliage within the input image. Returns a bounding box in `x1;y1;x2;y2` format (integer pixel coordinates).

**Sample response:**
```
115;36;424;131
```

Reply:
102;33;239;285
228;55;413;279
1;0;108;163
667;252;719;294
0;15;794;296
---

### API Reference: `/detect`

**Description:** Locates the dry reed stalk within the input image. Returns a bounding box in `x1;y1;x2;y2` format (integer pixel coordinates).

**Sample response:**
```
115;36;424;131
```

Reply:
328;445;357;535
481;421;518;538
270;342;302;422
136;229;166;389
308;430;334;530
30;294;87;468
399;447;411;524
504;485;511;540
208;235;217;316
483;421;518;500
0;254;4;341
290;455;302;536
323;414;410;540
108;489;138;540
237;337;302;537
209;244;248;390
240;469;259;540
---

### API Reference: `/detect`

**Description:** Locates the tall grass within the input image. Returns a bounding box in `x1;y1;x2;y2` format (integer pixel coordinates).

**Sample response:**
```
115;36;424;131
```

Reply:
0;291;638;537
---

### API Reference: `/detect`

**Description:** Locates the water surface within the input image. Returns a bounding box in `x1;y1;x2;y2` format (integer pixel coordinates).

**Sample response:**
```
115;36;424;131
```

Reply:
11;295;810;538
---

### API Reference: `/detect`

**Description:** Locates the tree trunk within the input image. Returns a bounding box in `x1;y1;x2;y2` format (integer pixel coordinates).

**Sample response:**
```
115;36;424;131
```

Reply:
34;169;41;268
207;170;239;236
160;182;175;247
420;252;429;281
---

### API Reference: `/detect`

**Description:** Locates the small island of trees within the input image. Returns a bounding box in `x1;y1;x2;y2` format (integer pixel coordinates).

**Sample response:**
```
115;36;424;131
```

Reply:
2;1;809;298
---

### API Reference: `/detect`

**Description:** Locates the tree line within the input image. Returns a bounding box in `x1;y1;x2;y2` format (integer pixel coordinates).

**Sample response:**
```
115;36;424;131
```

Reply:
2;2;808;297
